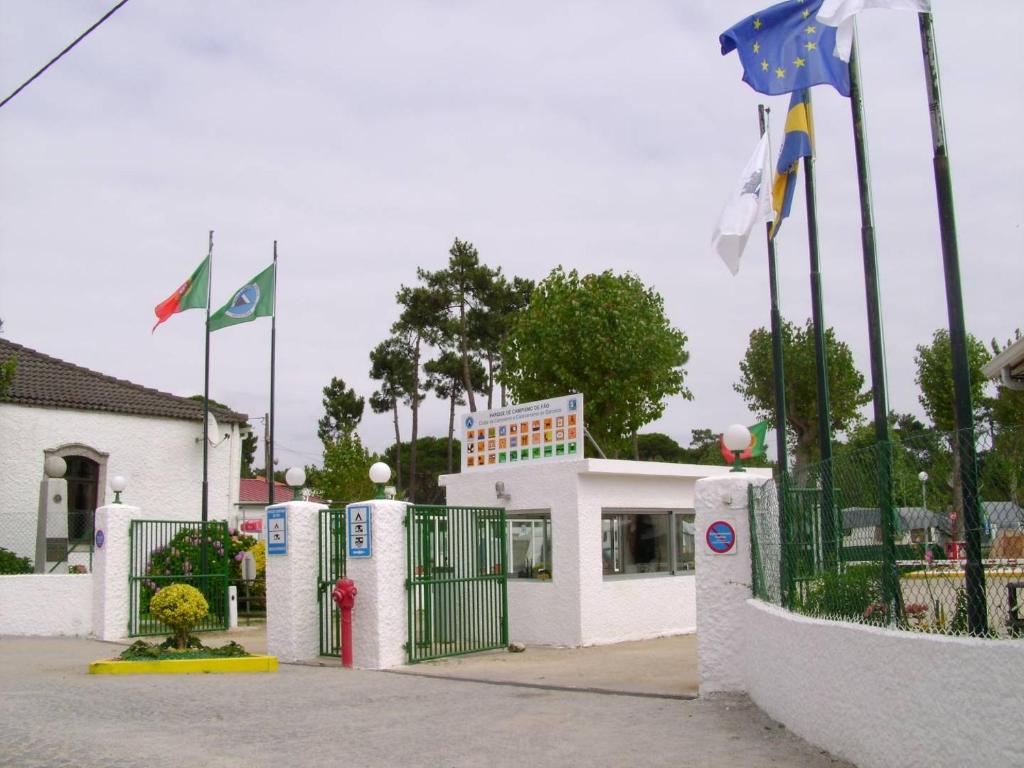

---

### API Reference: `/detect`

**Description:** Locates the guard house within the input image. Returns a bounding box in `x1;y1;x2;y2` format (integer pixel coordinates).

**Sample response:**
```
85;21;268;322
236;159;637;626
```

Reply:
440;458;772;646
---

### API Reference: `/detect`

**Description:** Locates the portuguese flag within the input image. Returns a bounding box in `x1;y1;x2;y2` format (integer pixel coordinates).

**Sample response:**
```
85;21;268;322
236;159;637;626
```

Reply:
152;256;210;332
721;420;770;464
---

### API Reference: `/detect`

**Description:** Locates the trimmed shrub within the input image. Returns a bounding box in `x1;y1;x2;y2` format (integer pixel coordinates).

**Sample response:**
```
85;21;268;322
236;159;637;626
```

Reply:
151;583;209;649
0;546;33;574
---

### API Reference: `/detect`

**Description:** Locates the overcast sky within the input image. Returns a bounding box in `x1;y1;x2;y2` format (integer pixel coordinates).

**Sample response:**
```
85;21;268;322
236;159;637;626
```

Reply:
1;1;1021;470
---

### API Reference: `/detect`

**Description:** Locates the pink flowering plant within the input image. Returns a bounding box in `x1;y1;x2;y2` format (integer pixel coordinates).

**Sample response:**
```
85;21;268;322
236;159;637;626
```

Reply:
140;523;257;613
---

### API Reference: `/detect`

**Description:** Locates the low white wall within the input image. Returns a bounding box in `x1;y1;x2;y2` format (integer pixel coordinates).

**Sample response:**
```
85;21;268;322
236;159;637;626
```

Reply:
0;574;93;636
743;600;1024;768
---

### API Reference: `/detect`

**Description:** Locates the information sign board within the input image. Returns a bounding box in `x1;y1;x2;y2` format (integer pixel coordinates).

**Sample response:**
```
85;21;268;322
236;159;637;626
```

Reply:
267;506;287;555
346;504;372;558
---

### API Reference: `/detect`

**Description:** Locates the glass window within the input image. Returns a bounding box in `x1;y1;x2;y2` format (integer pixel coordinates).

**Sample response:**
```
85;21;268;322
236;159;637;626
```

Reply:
65;455;99;542
507;513;551;580
603;511;695;577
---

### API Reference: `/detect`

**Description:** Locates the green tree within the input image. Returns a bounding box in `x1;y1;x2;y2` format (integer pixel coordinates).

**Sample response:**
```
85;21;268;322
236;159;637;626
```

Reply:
424;350;486;473
383;436;458;504
316;377;365;444
305;431;376;504
635;433;687;463
369;336;416;494
986;331;1024;506
736;319;870;480
501;268;691;453
469;273;534;408
0;318;14;398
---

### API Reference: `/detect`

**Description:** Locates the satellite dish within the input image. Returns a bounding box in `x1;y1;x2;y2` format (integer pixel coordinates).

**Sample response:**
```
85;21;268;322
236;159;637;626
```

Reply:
206;412;220;443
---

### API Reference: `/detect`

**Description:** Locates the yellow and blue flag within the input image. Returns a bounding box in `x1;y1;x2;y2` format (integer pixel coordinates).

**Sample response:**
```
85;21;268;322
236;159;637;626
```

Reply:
720;0;850;97
771;89;814;238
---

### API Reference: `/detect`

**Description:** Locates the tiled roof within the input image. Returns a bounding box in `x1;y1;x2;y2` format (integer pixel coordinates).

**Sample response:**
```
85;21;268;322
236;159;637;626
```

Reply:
239;477;326;504
0;338;247;424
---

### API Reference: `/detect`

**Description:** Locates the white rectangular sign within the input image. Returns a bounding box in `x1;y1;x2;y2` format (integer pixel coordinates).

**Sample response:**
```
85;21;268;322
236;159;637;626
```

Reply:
460;393;584;471
346;504;372;558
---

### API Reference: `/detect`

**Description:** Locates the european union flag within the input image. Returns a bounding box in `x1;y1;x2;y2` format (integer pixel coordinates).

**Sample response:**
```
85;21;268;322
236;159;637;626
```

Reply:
771;89;814;237
720;0;851;97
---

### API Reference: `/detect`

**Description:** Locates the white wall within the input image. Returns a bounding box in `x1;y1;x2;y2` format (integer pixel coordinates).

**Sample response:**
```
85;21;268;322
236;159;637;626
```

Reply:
743;600;1024;768
442;459;770;646
0;403;242;558
0;574;93;636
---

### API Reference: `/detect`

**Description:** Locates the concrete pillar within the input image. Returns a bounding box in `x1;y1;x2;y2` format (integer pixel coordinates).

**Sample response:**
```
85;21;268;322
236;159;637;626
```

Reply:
265;501;326;663
694;474;768;697
91;504;140;641
344;500;409;670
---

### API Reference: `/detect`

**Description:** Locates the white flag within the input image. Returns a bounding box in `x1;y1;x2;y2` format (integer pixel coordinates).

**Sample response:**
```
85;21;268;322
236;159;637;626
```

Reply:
712;133;773;276
818;0;931;62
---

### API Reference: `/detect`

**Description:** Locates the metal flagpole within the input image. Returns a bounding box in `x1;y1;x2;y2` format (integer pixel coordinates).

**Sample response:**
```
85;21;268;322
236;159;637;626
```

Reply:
917;11;985;634
848;31;900;619
798;90;837;570
268;242;278;505
202;230;213;523
757;104;792;606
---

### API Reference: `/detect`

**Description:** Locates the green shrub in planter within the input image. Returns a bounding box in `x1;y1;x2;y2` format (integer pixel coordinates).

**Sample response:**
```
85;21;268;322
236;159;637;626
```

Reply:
150;583;209;649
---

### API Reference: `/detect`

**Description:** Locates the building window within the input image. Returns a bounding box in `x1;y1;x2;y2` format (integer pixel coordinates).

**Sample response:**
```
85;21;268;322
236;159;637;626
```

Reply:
507;512;552;580
65;455;99;542
602;510;695;577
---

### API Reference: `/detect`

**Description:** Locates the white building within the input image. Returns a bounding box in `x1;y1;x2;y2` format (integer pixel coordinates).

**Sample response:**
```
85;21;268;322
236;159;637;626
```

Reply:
440;458;772;646
0;338;247;568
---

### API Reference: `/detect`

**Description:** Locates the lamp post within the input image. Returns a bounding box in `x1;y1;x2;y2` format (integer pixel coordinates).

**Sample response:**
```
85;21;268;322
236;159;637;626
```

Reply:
918;471;930;546
369;462;392;500
723;424;752;473
284;467;306;500
110;475;128;504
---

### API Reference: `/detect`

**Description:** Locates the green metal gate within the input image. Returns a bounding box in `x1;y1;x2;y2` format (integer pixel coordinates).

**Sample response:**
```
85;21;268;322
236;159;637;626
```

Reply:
318;508;347;656
128;519;229;637
405;504;508;663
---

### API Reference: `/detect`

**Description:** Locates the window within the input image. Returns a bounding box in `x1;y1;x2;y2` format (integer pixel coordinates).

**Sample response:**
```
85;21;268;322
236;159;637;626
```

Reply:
507;512;551;580
602;510;695;577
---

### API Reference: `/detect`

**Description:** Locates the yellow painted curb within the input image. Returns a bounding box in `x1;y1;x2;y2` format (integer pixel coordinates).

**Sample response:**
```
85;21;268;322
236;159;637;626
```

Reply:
89;655;279;675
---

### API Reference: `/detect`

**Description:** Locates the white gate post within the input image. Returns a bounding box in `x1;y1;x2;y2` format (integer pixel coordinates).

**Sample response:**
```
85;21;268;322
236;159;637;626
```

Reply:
91;504;140;641
265;501;326;662
343;499;409;670
694;474;769;697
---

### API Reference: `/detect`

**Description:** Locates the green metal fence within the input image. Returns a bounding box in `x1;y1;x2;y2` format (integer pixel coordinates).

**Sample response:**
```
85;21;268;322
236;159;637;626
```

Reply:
318;508;347;657
749;426;1024;638
405;504;508;663
128;519;229;637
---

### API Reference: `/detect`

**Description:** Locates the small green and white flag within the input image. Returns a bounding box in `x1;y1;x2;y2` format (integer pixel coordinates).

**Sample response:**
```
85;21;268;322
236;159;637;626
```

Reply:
209;263;275;332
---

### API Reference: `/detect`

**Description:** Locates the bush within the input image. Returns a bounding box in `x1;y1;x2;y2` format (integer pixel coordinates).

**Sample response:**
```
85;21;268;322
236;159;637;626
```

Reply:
150;583;209;649
0;546;33;574
798;565;881;622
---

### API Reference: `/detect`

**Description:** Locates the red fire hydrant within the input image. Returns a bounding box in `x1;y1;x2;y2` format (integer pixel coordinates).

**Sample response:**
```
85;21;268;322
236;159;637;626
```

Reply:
331;578;357;668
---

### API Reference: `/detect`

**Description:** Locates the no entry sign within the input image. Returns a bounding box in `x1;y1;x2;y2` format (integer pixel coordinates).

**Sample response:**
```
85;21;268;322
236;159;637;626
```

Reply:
705;520;737;555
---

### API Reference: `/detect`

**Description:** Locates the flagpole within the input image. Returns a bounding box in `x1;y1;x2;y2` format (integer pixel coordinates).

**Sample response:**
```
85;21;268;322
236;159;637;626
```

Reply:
757;104;792;607
798;91;838;571
848;32;900;618
202;230;213;523
917;11;985;634
268;241;278;505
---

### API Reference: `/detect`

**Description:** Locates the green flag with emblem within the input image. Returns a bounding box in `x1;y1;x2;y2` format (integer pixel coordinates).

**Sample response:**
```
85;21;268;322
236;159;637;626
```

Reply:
208;263;275;332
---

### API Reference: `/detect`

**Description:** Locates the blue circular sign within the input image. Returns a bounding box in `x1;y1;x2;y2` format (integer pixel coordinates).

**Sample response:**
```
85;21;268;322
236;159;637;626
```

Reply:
95;529;105;549
705;520;736;554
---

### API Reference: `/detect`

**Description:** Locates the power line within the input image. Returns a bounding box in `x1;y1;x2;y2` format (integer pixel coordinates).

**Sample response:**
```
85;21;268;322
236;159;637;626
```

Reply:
0;0;133;111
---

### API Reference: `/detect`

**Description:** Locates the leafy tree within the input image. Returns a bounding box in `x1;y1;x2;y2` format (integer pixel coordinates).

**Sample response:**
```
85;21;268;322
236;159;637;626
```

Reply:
424;350;486;473
369;336;416;493
393;285;448;501
736;319;870;480
469;273;534;408
636;433;687;463
914;329;990;537
316;377;365;444
501;268;691;453
383;436;459;505
305;431;376;504
986;331;1024;505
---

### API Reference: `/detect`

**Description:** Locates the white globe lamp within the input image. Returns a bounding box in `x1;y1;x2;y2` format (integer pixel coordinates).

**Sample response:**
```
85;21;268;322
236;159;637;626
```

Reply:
110;475;128;504
285;467;306;490
369;462;392;499
723;424;752;473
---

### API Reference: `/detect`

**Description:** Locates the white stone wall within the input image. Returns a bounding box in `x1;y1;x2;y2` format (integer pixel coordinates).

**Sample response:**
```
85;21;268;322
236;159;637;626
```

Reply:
0;574;93;636
743;600;1024;768
0;403;242;559
265;502;325;663
441;459;771;646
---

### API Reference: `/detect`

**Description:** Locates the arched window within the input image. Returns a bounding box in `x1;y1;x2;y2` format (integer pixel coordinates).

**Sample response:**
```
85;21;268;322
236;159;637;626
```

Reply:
65;455;100;542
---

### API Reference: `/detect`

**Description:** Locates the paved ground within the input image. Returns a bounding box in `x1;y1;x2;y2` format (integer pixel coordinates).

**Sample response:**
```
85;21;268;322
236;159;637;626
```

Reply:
0;635;853;768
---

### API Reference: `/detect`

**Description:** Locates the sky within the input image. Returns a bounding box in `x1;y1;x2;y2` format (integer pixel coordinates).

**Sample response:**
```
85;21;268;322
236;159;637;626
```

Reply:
1;0;1021;472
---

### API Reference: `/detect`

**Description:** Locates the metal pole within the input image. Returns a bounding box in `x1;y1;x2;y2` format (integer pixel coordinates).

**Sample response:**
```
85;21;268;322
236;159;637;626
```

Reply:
917;11;986;634
202;230;214;523
799;90;837;572
758;104;792;607
847;34;900;617
269;242;278;505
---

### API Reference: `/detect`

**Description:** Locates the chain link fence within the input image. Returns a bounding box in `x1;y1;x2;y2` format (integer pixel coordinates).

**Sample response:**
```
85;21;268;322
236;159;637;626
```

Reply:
750;426;1024;638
